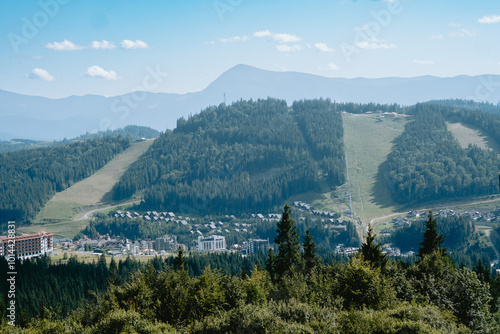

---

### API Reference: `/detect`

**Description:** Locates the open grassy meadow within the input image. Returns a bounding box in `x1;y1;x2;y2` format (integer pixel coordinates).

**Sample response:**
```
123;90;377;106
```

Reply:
341;113;409;223
447;122;500;153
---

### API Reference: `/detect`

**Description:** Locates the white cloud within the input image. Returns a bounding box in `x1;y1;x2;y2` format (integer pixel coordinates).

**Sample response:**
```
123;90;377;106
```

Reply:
478;14;500;24
121;40;149;49
382;0;395;2
355;37;397;50
272;33;301;43
276;44;302;52
254;30;272;37
413;60;435;65
448;22;462;28
254;30;301;43
29;68;55;81
205;41;216;45
314;42;334;52
219;35;249;43
45;39;84;51
430;34;444;40
319;63;340;71
90;40;116;49
85;66;120;80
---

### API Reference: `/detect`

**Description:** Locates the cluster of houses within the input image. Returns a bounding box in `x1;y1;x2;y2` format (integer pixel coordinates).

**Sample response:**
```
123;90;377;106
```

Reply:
380;208;500;235
334;244;415;258
60;231;270;257
293;201;340;218
61;234;182;257
333;244;358;256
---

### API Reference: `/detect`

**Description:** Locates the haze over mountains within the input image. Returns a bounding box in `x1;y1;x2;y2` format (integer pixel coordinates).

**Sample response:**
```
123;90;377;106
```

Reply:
2;64;499;140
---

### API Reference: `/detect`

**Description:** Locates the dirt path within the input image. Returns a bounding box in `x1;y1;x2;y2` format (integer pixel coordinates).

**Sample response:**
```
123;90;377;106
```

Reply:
75;200;142;221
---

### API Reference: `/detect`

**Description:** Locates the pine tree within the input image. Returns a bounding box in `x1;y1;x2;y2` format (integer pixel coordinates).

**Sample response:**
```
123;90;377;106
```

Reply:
174;245;186;271
274;204;302;279
266;247;276;282
418;211;446;259
473;259;491;283
303;229;320;273
360;224;387;268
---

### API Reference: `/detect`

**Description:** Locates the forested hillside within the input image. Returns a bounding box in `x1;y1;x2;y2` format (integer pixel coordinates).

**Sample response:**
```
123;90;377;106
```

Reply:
385;104;500;204
429;99;500;115
383;215;494;267
113;98;346;214
5;211;500;333
0;137;130;224
75;125;160;142
0;125;157;154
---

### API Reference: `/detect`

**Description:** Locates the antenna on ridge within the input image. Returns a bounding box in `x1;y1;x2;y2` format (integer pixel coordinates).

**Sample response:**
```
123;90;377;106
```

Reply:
223;93;226;105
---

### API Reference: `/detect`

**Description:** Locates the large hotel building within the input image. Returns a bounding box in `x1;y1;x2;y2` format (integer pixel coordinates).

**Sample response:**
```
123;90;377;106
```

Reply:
0;231;53;260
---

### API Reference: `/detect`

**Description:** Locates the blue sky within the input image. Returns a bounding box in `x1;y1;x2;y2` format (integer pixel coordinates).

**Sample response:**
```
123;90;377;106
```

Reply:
0;0;499;98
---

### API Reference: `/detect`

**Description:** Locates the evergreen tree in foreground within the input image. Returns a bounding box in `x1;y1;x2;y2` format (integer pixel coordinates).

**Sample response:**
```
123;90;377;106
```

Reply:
174;245;186;271
266;247;276;282
303;229;320;273
418;211;446;259
360;224;387;268
274;204;302;279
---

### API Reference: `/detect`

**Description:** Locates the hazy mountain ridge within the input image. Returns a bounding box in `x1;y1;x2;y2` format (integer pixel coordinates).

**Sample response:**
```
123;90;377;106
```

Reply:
2;64;499;140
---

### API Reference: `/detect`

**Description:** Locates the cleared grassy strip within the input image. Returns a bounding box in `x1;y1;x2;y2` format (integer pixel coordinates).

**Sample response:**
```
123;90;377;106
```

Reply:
446;122;500;153
342;114;409;223
34;139;153;223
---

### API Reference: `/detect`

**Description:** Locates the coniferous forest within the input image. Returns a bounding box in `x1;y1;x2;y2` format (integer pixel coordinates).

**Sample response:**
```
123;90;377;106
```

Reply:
0;136;130;224
113;98;347;214
386;104;500;204
3;208;500;333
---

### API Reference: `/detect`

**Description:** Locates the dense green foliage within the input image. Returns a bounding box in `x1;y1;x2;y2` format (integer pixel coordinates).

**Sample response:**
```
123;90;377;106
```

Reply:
272;204;302;280
6;250;500;333
360;224;387;268
0;256;111;324
418;211;446;258
113;98;346;214
0;137;130;223
76;125;160;142
428;99;500;115
384;215;494;267
386;104;500;204
0;126;157;154
4;215;500;333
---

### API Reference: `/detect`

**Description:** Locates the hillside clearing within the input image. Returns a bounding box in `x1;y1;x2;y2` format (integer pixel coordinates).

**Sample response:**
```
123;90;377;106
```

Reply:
290;114;409;223
34;139;154;223
446;122;500;152
341;114;409;223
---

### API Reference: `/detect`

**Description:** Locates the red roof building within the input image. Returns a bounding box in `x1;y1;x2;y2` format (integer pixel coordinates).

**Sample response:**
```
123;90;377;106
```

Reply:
0;231;53;260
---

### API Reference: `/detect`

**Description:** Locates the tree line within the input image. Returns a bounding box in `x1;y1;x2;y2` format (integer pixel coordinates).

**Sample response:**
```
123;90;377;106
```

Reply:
0;136;130;224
